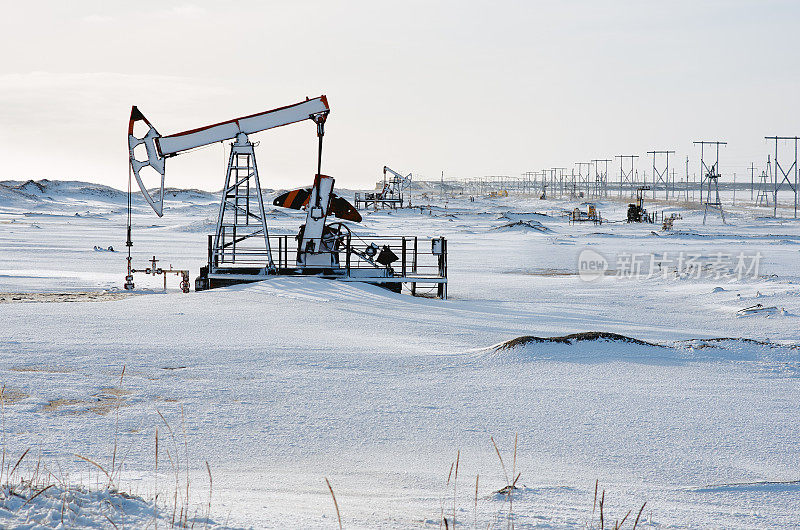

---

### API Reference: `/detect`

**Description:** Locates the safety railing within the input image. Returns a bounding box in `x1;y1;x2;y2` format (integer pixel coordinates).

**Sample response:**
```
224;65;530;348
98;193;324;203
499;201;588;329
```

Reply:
207;233;447;280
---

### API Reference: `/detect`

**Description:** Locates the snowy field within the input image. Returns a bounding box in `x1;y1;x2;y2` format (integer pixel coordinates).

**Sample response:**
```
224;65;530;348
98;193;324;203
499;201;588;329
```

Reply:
1;179;799;528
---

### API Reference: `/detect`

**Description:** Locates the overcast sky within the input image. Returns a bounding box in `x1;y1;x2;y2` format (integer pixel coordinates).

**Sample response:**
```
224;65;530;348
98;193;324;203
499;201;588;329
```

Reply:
1;0;798;191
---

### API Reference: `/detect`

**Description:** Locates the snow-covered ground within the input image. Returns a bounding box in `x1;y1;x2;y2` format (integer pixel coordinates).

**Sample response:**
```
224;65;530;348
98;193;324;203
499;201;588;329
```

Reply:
1;179;799;528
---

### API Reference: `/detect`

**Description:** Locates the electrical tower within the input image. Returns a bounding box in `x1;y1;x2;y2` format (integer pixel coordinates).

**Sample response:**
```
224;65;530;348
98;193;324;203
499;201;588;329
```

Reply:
592;159;611;197
575;162;592;197
764;136;798;218
543;169;553;196
520;171;536;195
694;141;726;224
647;150;675;199
553;168;567;196
756;159;770;207
615;155;638;197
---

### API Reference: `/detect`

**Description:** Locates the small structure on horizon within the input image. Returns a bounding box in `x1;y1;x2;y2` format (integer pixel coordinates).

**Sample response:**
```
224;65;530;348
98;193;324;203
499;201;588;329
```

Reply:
354;166;412;210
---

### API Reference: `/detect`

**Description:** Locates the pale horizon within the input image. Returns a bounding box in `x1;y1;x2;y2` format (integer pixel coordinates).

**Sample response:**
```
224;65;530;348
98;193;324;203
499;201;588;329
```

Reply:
1;0;798;191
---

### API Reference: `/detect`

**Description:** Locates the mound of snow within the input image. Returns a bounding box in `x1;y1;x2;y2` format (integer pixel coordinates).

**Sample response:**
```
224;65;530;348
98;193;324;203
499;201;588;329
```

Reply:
497;332;656;349
0;182;51;206
493;219;550;232
0;180;222;212
694;479;800;494
161;187;218;202
0;482;218;528
0;180;128;209
472;332;664;365
499;211;551;221
175;218;218;233
471;332;800;372
12;180;48;194
673;337;799;361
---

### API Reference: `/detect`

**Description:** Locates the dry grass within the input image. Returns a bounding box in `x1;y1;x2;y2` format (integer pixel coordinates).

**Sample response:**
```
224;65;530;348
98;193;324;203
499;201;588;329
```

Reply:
3;369;654;528
41;398;86;413
512;268;618;277
99;387;133;397
325;477;342;530
37;374;136;416
0;292;133;304
591;480;648;530
9;366;72;374
434;436;648;529
0;367;216;528
88;397;129;416
0;388;29;404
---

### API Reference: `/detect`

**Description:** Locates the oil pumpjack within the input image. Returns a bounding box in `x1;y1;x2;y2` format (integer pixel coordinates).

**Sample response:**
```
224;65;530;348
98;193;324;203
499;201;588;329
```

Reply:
354;166;412;210
126;96;447;298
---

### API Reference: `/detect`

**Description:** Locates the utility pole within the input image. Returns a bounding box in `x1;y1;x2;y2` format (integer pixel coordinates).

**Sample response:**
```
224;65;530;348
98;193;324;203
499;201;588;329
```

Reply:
685;156;690;202
764;136;799;218
756;156;771;207
575;162;592;197
552;168;567;197
647;150;675;199
694;140;727;224
615;155;638;197
671;168;676;198
591;159;611;197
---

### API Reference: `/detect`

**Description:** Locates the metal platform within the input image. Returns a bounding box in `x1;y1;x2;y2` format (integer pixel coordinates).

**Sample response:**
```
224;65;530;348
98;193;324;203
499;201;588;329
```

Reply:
354;192;405;210
197;234;448;298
